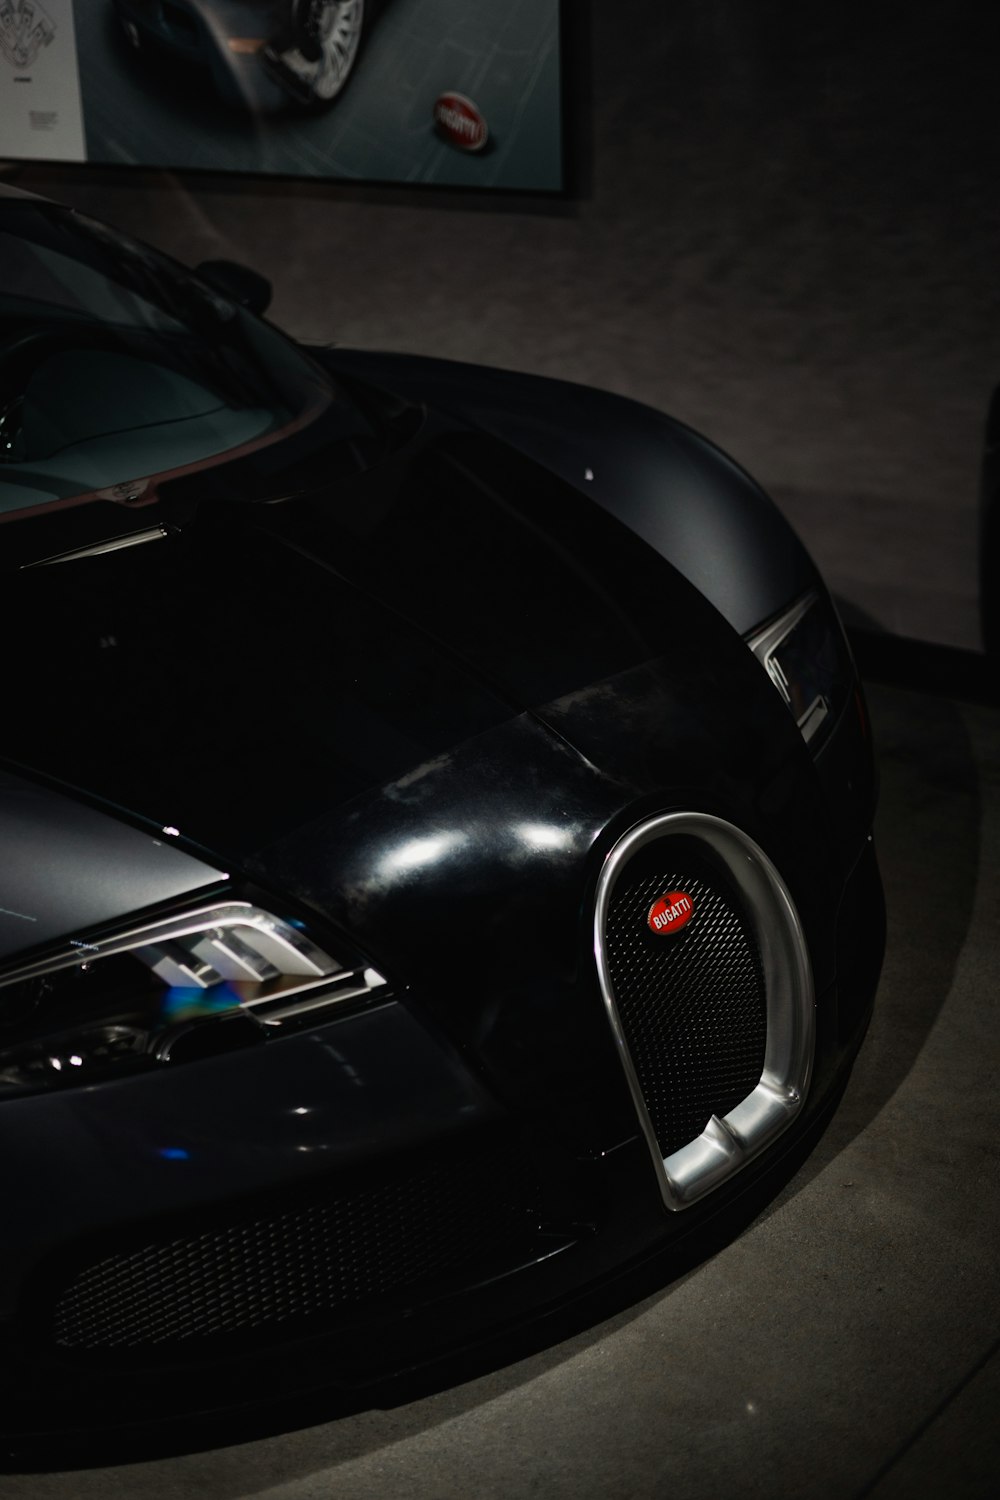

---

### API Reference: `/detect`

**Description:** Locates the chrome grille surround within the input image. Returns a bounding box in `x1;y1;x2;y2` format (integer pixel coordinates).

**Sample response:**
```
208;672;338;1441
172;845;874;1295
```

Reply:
594;812;814;1212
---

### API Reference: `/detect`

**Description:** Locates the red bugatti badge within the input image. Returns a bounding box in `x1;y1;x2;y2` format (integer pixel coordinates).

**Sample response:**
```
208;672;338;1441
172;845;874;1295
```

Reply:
433;92;489;152
647;891;695;936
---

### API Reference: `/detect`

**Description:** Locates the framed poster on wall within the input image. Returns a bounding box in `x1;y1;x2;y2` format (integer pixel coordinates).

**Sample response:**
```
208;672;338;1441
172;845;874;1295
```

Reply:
1;0;565;190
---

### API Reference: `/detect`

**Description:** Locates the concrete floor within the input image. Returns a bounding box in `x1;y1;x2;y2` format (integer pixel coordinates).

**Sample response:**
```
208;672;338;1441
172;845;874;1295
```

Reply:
3;678;998;1496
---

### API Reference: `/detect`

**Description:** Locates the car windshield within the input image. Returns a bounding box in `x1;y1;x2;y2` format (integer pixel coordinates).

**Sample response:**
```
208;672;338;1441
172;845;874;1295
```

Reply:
0;200;368;517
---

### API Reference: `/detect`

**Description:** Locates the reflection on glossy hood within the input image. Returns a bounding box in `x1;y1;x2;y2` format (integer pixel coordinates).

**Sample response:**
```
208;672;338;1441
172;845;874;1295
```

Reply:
0;768;224;962
1;429;792;872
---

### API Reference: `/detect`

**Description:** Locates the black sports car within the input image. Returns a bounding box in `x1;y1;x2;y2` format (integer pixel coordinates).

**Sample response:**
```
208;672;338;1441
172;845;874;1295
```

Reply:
113;0;370;110
0;187;884;1435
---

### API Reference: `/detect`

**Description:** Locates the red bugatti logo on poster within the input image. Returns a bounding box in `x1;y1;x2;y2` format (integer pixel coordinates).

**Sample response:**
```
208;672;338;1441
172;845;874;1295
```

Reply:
433;93;489;152
647;892;695;935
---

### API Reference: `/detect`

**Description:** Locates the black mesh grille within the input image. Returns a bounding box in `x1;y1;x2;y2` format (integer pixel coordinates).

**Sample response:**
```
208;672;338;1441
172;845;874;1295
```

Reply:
50;1142;538;1351
605;841;767;1158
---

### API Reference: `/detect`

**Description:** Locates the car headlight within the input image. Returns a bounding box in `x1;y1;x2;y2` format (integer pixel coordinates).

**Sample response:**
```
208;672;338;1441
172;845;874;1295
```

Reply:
0;902;387;1096
746;589;855;752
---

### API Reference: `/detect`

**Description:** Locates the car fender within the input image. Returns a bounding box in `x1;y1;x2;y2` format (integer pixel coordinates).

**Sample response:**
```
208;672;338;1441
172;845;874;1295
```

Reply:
318;348;819;635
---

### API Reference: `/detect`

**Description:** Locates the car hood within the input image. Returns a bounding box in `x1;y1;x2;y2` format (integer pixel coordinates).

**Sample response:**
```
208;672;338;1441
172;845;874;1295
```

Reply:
320;348;818;638
0;767;225;964
2;428;804;903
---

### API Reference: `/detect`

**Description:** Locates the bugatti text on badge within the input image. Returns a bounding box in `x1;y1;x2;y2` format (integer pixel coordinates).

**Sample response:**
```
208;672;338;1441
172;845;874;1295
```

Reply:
647;892;695;935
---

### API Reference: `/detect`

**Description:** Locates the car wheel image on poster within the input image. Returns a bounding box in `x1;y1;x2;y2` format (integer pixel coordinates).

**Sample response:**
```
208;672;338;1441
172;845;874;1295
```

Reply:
261;0;367;108
18;0;563;189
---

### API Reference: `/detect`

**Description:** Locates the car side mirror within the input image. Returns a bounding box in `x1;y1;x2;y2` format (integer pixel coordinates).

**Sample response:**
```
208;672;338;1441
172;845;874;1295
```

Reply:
194;259;273;316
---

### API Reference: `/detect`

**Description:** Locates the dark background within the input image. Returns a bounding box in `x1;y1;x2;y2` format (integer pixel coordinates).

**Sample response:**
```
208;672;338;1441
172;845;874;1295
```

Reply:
8;0;1000;648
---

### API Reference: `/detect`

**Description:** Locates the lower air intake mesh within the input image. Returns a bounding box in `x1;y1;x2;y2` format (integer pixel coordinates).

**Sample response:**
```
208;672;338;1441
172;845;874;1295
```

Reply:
604;841;767;1159
50;1142;538;1351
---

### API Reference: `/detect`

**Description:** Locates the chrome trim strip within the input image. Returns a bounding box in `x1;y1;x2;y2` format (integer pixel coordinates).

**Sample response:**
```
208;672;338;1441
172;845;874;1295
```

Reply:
253;978;378;1025
22;526;170;568
152;972;382;1055
745;588;819;670
593;812;815;1212
0;903;338;988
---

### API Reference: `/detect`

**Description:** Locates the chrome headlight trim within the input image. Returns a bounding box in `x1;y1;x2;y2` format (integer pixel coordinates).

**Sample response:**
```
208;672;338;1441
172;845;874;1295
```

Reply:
0;902;334;989
0;902;387;1093
746;588;851;749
